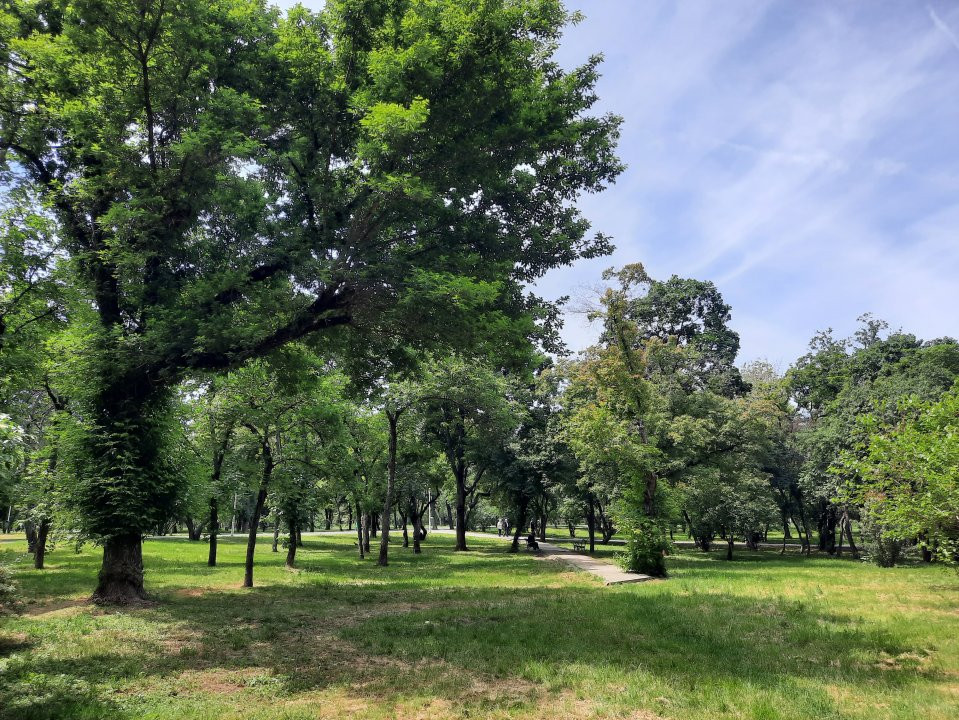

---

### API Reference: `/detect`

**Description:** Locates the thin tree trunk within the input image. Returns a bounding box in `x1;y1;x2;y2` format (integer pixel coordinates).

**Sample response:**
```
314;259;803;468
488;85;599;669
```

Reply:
378;411;399;567
25;521;37;553
411;499;423;554
243;441;273;588
454;465;468;551
271;518;280;552
726;535;734;561
509;499;528;553
286;520;297;568
208;496;219;567
356;502;365;559
33;518;51;570
585;499;596;552
843;510;859;559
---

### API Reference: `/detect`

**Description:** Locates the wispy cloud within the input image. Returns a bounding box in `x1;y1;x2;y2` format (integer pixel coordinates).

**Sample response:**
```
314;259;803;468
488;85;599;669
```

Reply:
929;6;959;53
534;0;959;364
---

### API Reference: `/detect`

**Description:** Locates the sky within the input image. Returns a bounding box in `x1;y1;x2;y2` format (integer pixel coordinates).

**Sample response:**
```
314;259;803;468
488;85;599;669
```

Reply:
285;0;959;368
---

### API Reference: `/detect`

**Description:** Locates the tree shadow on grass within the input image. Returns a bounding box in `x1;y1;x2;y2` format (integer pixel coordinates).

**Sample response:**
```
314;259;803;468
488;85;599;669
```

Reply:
2;540;951;720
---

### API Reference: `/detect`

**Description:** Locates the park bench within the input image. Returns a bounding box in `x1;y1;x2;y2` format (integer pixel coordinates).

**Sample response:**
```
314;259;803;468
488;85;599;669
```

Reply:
572;540;586;552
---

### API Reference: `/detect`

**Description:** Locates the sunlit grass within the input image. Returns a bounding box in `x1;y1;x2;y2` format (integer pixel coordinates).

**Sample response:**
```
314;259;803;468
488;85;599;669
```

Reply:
1;532;957;719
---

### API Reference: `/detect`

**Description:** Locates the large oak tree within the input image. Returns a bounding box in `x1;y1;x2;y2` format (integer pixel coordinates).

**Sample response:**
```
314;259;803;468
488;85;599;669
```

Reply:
0;0;620;601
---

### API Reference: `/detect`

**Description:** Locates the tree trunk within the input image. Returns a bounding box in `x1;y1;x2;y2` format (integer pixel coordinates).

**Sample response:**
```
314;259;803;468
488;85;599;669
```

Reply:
842;510;859;559
286;520;297;568
509;499;528;553
243;442;273;588
363;514;371;553
33;518;51;570
454;464;468;551
726;535;734;561
25;521;37;553
356;502;365;559
799;505;813;556
93;534;146;603
208;496;219;567
271;520;280;552
586;495;596;554
411;499;423;554
184;515;203;541
378;411;399;567
823;506;838;555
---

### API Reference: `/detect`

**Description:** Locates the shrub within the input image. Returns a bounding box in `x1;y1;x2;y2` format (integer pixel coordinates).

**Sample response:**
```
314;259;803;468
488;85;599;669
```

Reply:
860;512;904;567
618;518;671;577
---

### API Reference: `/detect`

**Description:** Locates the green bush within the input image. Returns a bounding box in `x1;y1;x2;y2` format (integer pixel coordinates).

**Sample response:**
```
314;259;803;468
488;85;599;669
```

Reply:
618;519;671;577
860;513;904;567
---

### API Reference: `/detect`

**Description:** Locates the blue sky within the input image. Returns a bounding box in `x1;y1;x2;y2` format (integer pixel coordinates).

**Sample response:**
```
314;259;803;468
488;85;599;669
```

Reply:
286;1;959;368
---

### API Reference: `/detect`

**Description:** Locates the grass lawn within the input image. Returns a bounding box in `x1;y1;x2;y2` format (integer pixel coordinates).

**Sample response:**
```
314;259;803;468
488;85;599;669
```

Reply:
1;532;958;720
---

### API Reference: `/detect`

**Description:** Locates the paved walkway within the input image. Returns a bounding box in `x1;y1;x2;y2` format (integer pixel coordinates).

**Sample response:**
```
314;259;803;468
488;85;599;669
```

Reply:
425;528;655;585
535;541;656;585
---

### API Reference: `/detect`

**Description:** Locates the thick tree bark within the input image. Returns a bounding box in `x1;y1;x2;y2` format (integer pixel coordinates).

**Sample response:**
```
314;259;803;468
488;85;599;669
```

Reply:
208;496;219;567
243;441;273;588
378;411;399;567
33;518;51;570
94;534;147;603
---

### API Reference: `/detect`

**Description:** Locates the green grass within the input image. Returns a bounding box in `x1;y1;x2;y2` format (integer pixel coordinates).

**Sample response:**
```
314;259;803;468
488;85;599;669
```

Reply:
1;532;958;720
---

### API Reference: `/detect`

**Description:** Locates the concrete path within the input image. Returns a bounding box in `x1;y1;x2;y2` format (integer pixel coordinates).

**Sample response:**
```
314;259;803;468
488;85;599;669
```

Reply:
535;540;656;585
